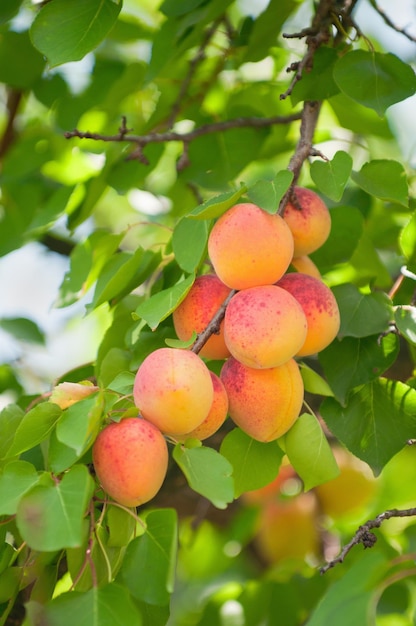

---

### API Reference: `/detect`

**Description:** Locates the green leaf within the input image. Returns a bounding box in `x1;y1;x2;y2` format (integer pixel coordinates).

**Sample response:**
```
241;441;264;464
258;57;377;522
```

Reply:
333;50;416;116
189;186;247;219
319;333;399;406
332;283;392;338
16;465;95;551
44;583;142;626
291;47;340;106
107;371;136;395
400;213;416;269
220;428;284;498
107;506;137;548
283;414;340;491
30;0;122;68
394;305;416;345
0;31;45;88
135;274;195;330
310;151;352;202
306;552;387;625
5;402;62;459
172;218;211;273
310;205;364;270
0;461;40;515
173;444;234;509
0;404;25;460
118;509;177;606
0;317;45;345
298;363;334;397
161;0;208;16
0;0;23;24
320;378;416;475
246;171;294;214
351;160;408;207
243;0;297;62
92;248;161;309
56;392;104;456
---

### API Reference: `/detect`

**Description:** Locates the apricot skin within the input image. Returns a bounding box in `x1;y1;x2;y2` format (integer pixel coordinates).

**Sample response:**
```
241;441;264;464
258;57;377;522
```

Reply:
172;274;231;360
276;272;340;356
174;372;229;441
133;348;214;435
92;417;168;507
224;285;307;369
290;255;321;279
220;357;304;442
208;203;294;290
283;187;331;257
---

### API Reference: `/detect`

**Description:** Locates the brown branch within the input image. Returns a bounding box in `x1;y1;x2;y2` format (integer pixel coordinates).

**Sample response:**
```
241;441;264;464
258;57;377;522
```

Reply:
321;507;416;573
191;289;236;355
0;89;23;163
368;0;416;43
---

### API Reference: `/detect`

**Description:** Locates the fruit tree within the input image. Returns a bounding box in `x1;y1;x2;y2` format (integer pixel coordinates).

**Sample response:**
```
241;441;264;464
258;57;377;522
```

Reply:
1;1;416;625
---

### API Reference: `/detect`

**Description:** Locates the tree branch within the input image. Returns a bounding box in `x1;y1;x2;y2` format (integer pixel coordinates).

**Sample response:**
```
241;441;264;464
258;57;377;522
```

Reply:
191;289;236;355
368;0;416;43
321;507;416;573
0;89;23;163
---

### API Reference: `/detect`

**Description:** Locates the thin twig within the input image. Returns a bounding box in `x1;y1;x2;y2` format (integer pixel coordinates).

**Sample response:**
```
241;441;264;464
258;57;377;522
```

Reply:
0;89;23;162
191;289;236;355
321;507;416;573
368;0;416;43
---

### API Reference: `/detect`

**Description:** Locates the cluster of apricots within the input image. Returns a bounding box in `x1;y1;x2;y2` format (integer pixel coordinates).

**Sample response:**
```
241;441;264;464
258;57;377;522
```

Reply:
92;187;341;508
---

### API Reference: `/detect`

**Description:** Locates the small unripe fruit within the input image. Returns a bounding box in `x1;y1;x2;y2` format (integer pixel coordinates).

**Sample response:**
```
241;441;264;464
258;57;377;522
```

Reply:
172;274;231;360
92;417;168;507
133;347;214;435
174;372;228;441
277;272;340;356
283;187;331;257
208;203;294;290
224;285;307;369
221;357;304;442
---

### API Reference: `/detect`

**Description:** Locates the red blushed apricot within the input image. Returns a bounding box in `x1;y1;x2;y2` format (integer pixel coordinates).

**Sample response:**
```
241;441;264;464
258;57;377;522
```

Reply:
133;348;214;435
282;187;331;257
224;285;307;369
290;255;321;280
277;273;340;356
220;357;304;442
92;417;168;507
172;274;231;360
174;372;228;441
208;203;294;290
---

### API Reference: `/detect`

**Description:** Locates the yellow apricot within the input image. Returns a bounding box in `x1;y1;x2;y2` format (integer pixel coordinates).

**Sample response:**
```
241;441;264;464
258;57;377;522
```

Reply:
282;187;331;257
172;274;231;360
290;255;322;279
208;203;294;290
276;272;340;356
174;372;228;441
220;357;304;442
224;285;307;368
133;348;214;435
92;417;168;507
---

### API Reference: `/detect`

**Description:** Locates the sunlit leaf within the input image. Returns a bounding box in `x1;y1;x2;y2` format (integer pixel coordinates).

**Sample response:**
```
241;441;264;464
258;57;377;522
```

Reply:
0;461;40;515
332;283;392;338
247;171;293;214
5;402;61;458
172;218;211;273
351;160;408;207
394;305;416;345
299;363;334;397
135;274;195;330
310;151;352;201
189;186;247;219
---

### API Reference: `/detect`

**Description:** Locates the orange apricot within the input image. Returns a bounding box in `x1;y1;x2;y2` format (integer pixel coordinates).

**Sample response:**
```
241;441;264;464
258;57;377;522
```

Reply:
290;255;322;279
223;285;307;368
133;347;214;435
282;187;331;257
208;203;294;290
220;357;304;442
276;272;340;356
172;274;231;360
174;372;228;441
92;417;168;507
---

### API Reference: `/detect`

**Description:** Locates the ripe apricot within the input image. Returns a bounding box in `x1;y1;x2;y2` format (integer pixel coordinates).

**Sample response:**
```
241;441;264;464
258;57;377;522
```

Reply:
220;357;304;442
133;347;214;435
290;255;321;279
208;203;294;290
277;273;340;356
282;187;331;257
92;417;168;507
174;372;228;441
172;274;231;360
223;285;307;368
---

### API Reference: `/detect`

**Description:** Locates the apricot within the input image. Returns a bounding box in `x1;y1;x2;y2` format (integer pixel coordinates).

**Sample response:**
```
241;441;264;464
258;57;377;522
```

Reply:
282;187;331;257
174;372;229;441
172;274;231;360
314;446;377;519
223;285;307;369
92;417;168;507
276;272;340;356
290;255;321;279
207;203;294;290
133;347;214;435
254;493;320;564
220;357;304;442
